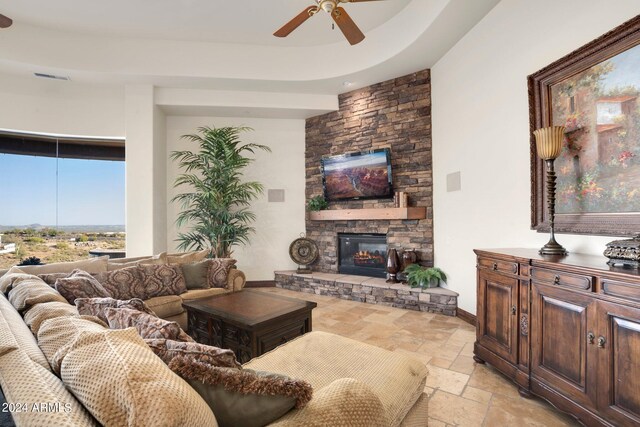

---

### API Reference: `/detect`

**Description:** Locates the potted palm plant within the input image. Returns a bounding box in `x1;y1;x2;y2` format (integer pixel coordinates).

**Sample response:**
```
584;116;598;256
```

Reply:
404;264;447;289
171;126;271;258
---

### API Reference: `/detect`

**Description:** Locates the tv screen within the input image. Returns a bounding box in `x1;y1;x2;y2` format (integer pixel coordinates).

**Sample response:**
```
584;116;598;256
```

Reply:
321;148;393;201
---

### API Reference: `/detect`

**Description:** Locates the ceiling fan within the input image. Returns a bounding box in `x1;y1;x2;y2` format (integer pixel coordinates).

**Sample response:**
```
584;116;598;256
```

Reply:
0;13;12;29
274;0;383;46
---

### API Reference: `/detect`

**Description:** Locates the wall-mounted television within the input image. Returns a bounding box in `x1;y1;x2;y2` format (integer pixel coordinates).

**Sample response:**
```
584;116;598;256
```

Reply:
321;148;393;201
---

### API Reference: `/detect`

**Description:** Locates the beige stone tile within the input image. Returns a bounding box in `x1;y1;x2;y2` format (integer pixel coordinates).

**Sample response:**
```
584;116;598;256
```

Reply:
428;390;488;427
425;365;470;396
429;357;453;369
423;386;436;397
467;364;520;399
449;355;476;375
462;386;492;405
460;342;475;357
485;394;580;426
427;418;447;427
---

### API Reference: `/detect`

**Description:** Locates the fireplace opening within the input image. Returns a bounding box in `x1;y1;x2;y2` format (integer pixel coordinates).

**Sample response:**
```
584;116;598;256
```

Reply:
338;233;387;278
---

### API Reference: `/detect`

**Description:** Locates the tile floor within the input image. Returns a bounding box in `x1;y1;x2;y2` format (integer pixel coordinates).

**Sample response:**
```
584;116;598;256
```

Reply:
260;287;579;427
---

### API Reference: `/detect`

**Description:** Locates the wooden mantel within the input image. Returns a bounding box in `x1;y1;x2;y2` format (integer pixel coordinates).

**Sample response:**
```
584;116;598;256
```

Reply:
308;207;426;221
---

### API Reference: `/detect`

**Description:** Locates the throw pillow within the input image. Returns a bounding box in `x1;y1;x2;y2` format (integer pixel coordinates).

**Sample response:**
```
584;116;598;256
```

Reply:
144;338;241;369
136;264;187;299
180;259;211;290
103;307;192;341
169;356;313;427
75;297;156;324
59;327;217;427
37;272;70;287
208;258;237;288
167;249;210;265
54;269;111;304
0;266;31;293
94;265;143;300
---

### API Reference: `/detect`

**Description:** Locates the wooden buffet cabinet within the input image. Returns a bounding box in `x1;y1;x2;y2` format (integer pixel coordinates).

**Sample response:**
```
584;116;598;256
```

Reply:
474;249;640;427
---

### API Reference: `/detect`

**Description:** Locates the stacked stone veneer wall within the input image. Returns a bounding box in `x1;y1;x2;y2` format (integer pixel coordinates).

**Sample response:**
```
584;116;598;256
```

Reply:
305;70;433;273
275;271;458;316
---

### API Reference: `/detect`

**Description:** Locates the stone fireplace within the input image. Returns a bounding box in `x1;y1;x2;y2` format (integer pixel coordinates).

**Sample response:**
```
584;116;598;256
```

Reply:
338;233;387;278
305;69;433;273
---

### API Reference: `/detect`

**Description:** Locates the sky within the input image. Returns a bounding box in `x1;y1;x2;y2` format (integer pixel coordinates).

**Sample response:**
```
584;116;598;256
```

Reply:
0;153;125;226
601;43;640;92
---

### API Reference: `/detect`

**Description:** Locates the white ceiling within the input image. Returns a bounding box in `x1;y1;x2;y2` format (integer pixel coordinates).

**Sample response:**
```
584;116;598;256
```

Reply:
0;0;500;94
0;0;412;46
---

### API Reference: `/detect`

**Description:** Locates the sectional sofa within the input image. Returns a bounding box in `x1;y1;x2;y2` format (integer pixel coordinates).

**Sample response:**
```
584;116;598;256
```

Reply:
0;254;429;426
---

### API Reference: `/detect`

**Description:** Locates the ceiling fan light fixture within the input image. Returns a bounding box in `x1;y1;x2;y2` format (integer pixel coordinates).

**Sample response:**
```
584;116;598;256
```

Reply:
319;0;337;14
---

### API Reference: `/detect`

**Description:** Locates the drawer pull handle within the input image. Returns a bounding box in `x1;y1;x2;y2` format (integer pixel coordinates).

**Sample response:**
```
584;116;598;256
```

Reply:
597;336;606;348
554;275;560;284
587;332;595;344
511;305;517;315
492;263;498;271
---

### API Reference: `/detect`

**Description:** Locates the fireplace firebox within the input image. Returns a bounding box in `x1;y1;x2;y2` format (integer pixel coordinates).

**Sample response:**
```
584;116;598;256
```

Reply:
338;233;387;278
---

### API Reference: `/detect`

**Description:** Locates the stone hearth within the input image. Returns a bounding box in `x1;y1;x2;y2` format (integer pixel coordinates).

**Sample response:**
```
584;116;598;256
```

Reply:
275;271;458;316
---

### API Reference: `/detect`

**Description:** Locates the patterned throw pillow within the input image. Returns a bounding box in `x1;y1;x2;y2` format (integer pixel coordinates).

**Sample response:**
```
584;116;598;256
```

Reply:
94;266;142;300
104;307;192;341
38;272;70;287
169;356;313;427
75;297;156;324
144;339;241;369
54;269;111;304
137;264;187;298
208;259;237;289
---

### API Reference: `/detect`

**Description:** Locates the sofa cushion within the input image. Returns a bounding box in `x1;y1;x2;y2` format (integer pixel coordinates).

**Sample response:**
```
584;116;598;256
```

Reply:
269;378;388;427
167;249;210;265
208;259;237;288
106;252;167;271
144;339;241;369
37;315;108;374
169;356;311;427
138;264;187;298
55;269;111;304
143;295;183;318
23;301;78;335
60;327;217;427
8;277;68;312
0;349;95;427
38;272;70;286
180;288;229;301
16;255;109;275
104;307;192;341
0;295;51;370
75;297;156;323
244;331;428;426
0;310;18;357
0;266;32;294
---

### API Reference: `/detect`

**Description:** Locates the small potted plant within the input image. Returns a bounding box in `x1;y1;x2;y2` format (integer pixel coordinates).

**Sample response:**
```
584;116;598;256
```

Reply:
404;264;447;289
308;196;328;211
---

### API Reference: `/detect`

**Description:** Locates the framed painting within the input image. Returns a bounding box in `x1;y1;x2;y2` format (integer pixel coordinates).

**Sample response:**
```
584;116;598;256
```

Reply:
529;15;640;236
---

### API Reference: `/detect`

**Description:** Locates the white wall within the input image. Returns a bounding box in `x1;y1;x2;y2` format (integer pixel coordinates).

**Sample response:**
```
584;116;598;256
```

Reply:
432;0;640;314
0;73;124;137
166;116;306;280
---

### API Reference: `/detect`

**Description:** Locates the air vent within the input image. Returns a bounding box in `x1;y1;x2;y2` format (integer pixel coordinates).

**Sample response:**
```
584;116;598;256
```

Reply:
34;73;70;81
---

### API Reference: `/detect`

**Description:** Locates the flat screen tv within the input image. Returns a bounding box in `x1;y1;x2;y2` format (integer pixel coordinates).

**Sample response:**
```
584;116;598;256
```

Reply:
321;148;393;201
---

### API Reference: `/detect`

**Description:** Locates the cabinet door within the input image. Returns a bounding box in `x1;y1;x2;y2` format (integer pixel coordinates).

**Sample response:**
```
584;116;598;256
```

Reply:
477;269;519;364
531;283;597;409
595;301;640;426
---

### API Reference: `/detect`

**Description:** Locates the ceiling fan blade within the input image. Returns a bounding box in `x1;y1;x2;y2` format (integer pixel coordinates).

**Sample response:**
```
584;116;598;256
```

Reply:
331;7;365;45
274;6;317;37
0;14;12;29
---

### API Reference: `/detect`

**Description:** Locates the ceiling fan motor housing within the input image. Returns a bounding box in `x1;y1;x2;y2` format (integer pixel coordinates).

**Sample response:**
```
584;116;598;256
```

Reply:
319;0;337;14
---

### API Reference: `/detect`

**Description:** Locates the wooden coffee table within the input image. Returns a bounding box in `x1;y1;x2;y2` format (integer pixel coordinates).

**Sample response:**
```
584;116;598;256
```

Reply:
182;289;317;363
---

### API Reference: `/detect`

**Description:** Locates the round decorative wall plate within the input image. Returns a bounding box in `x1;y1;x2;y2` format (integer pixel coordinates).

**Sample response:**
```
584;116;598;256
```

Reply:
289;237;319;273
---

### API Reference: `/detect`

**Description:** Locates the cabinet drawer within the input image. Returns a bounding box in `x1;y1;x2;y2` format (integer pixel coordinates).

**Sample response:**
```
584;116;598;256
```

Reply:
531;268;593;291
478;258;518;275
258;321;306;354
601;278;640;303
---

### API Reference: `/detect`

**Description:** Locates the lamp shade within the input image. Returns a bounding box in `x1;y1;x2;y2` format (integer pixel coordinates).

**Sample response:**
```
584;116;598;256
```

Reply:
533;126;565;160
